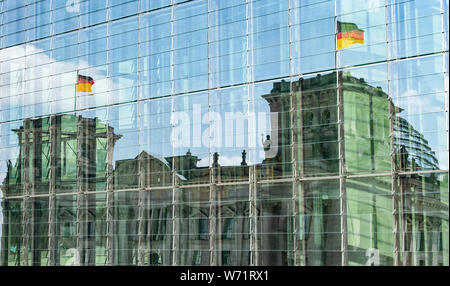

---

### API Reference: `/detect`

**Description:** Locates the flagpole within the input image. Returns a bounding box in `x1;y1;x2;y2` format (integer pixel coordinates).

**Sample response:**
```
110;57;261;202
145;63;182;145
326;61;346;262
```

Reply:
335;0;349;267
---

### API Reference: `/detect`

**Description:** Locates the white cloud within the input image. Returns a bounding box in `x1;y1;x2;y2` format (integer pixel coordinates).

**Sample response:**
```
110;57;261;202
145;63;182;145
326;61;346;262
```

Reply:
196;156;210;167
1;44;113;118
218;155;243;166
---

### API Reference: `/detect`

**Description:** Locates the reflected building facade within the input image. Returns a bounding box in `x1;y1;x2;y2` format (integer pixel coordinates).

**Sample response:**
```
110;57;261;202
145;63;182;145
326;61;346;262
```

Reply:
0;0;448;266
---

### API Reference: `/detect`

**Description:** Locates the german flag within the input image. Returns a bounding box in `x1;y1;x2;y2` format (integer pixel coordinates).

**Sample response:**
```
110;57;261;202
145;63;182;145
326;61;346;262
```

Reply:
337;21;364;50
76;74;95;93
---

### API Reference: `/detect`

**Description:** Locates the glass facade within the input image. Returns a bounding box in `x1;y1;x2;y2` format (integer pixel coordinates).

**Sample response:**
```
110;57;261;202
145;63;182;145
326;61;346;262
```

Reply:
0;0;448;266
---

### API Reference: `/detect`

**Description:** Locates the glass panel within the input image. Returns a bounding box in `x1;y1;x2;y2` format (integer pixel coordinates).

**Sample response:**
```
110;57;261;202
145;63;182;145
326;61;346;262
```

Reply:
59;115;78;193
257;182;293;266
52;5;79;35
178;187;210;266
337;2;387;67
0;121;23;197
114;189;174;266
342;64;391;174
291;0;336;74
26;2;52;41
208;0;247;88
0;199;23;266
109;0;138;20
142;189;173;266
83;193;107;265
109;103;139;190
294;72;339;177
252;0;289;81
390;55;448;171
113;191;138;265
173;1;208;94
77;109;108;192
30;197;49;266
209;86;250;183
347;176;394;266
140;0;171;12
215;184;250;266
388;0;443;59
397;172;448;266
251;79;293;180
302;179;341;266
139;98;173;188
31;117;50;195
172;92;210;185
80;0;107;27
108;17;138;104
139;9;172;99
55;195;77;265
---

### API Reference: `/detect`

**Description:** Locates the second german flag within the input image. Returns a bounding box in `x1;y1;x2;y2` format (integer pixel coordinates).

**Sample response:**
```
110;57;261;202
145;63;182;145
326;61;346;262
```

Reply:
337;21;364;50
76;74;95;93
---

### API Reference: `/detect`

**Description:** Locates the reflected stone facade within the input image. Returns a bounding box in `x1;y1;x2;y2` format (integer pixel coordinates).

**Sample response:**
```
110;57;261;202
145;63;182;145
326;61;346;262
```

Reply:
0;0;448;266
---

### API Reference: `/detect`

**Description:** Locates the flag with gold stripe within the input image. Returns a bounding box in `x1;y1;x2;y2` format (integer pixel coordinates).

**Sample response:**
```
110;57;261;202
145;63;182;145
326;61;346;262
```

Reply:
337;21;364;50
76;74;95;94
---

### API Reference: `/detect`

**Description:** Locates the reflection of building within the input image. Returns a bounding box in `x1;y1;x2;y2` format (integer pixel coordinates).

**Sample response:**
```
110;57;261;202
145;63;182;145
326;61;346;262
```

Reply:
396;116;440;171
1;115;121;196
295;72;447;266
109;73;446;266
1;114;121;265
297;73;340;176
1;0;448;268
0;73;447;266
